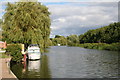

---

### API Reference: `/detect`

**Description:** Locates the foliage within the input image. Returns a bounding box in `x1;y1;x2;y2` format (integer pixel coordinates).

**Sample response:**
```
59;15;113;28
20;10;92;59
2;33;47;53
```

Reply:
6;44;23;62
67;35;79;46
47;39;53;46
2;2;51;52
0;19;2;26
0;53;10;58
55;35;61;38
51;35;67;46
40;55;51;78
79;22;120;44
79;43;120;51
78;22;120;51
50;22;120;51
0;19;2;40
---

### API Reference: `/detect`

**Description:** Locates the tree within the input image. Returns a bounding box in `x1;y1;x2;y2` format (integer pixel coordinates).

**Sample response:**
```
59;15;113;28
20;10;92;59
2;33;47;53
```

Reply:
55;35;61;38
67;35;79;46
6;44;23;63
79;22;120;44
2;2;51;52
0;19;2;26
51;35;67;46
0;19;2;40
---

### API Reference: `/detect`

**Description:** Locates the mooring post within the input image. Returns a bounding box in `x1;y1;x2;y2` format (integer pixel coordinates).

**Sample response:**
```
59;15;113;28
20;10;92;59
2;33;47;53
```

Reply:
24;54;26;62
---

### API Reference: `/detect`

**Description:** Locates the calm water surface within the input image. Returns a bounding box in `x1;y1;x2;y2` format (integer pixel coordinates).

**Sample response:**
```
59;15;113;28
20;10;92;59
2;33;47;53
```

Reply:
10;46;119;79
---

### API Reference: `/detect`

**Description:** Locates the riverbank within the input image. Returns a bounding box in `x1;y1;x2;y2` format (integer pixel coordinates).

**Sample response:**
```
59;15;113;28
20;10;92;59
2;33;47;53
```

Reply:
78;43;120;51
0;55;18;79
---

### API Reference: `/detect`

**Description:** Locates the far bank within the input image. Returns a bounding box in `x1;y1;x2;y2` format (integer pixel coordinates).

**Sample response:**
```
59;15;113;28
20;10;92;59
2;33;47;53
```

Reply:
78;43;120;51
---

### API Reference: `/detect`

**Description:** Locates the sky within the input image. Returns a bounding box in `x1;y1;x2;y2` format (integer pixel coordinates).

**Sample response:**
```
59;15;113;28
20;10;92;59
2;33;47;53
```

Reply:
0;0;119;38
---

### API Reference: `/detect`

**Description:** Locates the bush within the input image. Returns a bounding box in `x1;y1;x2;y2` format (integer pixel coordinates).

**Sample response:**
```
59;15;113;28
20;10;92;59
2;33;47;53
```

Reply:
111;43;120;51
79;43;120;51
6;44;23;62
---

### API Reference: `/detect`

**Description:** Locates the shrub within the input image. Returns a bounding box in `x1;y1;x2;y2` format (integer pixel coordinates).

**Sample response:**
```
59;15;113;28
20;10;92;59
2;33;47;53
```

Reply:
111;43;120;51
79;43;120;51
6;44;23;62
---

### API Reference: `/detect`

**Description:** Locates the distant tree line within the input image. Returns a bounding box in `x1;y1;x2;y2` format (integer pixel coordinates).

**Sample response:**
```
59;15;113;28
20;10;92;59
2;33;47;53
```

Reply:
79;22;120;44
50;35;79;46
50;35;67;46
50;22;120;46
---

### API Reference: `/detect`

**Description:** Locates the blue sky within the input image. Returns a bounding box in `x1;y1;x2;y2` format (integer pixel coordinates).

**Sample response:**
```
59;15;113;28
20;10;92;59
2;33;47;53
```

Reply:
0;0;119;38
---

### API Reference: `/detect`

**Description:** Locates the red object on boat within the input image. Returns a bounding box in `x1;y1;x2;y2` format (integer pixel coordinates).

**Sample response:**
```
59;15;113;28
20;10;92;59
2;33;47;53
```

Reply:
24;54;26;62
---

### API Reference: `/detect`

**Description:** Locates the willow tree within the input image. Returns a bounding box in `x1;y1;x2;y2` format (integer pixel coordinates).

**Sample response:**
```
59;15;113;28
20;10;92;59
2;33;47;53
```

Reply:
2;2;51;52
0;19;2;40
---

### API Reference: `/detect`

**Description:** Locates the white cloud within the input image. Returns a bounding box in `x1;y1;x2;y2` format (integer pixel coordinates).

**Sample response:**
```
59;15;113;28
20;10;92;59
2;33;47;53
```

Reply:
0;0;119;2
0;1;118;37
66;16;87;21
39;0;120;2
53;18;66;23
48;2;118;37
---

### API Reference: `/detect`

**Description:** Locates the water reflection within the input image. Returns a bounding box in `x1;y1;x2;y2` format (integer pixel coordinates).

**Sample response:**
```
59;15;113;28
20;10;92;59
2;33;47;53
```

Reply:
28;60;40;72
40;54;51;78
11;54;51;79
46;46;119;78
11;46;119;78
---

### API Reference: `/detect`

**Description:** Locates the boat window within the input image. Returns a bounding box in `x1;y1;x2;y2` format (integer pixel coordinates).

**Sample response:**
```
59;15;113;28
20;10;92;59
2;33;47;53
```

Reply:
28;49;40;53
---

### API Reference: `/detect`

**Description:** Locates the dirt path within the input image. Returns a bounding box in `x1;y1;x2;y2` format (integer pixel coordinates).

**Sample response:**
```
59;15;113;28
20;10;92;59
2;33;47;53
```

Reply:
0;58;18;80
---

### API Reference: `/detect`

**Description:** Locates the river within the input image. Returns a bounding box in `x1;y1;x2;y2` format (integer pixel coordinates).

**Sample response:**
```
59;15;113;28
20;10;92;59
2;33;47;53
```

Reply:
10;46;119;79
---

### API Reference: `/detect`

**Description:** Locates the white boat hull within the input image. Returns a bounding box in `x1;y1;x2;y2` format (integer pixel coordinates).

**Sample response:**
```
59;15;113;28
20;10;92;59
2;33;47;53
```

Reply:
27;46;41;60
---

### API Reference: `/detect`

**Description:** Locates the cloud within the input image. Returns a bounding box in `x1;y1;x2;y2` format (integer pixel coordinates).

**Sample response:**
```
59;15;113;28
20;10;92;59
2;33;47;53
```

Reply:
53;18;66;23
0;1;118;37
0;0;119;2
39;0;120;2
47;2;118;37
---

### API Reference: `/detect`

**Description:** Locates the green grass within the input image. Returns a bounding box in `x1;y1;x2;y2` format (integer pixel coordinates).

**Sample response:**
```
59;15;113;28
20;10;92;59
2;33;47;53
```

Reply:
78;43;120;51
0;52;10;58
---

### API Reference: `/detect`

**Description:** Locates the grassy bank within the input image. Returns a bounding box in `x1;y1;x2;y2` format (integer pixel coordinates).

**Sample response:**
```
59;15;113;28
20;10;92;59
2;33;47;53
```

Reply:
0;52;10;58
78;43;120;51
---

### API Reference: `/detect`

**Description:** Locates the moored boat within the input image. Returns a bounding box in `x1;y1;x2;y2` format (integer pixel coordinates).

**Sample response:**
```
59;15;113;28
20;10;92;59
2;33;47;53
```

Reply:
27;44;41;60
58;44;61;46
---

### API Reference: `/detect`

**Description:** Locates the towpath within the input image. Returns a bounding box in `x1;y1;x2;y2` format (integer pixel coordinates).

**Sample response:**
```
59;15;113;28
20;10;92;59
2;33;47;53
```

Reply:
0;58;18;80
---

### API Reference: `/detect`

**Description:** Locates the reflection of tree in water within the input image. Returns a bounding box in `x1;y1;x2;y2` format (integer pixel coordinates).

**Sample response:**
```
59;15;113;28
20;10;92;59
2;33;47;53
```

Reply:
10;54;51;79
10;61;23;79
22;54;51;78
40;54;51;78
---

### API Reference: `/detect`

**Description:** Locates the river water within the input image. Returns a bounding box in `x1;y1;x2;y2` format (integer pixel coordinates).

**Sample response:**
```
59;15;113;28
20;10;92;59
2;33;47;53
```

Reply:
10;46;119;79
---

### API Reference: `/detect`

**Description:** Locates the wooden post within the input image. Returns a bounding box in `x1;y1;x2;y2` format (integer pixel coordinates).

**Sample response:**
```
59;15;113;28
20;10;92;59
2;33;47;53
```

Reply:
23;54;26;62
